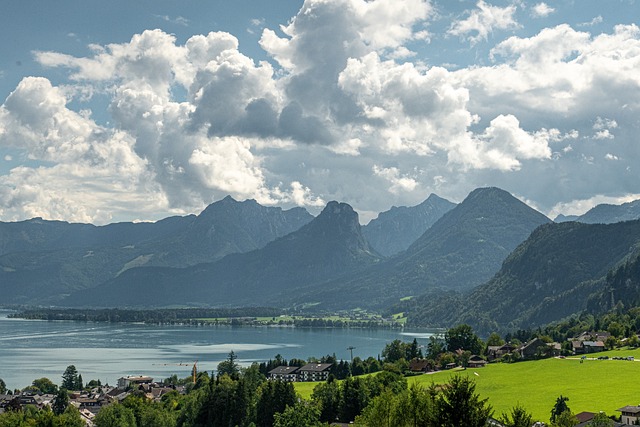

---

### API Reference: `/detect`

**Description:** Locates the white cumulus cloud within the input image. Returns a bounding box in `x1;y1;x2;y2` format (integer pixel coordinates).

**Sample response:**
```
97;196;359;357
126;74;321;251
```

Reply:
448;1;520;46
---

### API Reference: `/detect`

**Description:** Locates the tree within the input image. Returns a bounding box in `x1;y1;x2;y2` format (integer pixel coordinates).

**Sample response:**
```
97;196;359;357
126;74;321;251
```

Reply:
588;412;614;427
405;338;422;360
311;379;340;423
94;402;136;427
76;374;84;391
434;375;493;427
382;340;406;363
0;378;6;394
273;401;323;427
486;332;505;347
62;365;79;390
551;410;578;427
217;350;240;378
52;388;70;415
256;380;296;427
32;377;58;394
500;403;534;427
550;395;571;423
445;324;483;355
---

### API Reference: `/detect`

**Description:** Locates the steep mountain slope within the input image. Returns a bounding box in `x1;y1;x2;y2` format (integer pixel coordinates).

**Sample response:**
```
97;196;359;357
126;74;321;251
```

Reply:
554;199;640;224
406;220;640;333
0;197;313;304
361;194;456;257
64;201;381;307
292;187;551;309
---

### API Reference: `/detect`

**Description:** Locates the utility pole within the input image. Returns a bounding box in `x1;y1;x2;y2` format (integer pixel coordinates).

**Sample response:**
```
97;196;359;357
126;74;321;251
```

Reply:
347;346;356;362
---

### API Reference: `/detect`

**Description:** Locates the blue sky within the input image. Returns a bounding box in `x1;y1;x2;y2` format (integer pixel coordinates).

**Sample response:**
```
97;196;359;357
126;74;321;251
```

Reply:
0;0;639;224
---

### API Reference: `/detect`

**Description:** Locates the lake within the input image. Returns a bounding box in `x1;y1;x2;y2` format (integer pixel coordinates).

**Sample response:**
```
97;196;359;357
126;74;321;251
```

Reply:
0;310;437;391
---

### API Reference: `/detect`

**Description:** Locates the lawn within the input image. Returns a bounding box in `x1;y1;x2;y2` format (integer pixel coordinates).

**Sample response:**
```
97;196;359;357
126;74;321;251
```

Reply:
295;349;640;422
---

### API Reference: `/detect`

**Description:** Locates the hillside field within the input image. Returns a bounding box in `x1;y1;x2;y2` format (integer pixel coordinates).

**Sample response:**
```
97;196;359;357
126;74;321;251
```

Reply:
295;348;640;422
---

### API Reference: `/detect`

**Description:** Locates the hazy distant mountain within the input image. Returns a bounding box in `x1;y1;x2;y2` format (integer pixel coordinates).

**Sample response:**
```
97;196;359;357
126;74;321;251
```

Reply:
291;187;551;309
405;219;640;333
0;197;313;304
554;199;640;224
65;201;381;307
0;215;194;256
146;196;314;267
362;194;456;257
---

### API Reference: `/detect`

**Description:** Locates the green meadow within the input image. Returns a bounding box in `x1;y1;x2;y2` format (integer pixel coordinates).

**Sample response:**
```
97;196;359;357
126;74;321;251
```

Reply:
295;349;640;421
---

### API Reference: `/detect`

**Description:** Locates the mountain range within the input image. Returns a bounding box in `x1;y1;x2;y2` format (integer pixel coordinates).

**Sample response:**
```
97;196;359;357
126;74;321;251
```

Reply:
403;219;640;334
361;194;456;257
554;198;640;224
3;189;640;333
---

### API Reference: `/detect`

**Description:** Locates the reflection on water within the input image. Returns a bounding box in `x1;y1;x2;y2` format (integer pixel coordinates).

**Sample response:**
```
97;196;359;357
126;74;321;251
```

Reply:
0;310;435;390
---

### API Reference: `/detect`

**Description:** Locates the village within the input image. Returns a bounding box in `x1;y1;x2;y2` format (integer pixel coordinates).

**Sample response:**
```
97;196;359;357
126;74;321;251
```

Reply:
2;328;640;426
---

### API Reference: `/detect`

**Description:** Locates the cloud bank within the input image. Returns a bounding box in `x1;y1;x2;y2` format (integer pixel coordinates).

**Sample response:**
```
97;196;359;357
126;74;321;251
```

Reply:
1;0;639;223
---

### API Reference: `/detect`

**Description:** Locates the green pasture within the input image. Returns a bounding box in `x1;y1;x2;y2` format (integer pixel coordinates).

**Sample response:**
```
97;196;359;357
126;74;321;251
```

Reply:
295;349;640;421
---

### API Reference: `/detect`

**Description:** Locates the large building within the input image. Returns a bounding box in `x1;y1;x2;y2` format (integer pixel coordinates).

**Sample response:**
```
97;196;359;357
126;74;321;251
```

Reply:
117;375;153;390
267;363;333;382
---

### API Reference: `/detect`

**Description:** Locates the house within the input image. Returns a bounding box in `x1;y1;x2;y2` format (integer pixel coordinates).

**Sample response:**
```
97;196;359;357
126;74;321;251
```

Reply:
583;341;605;353
297;363;332;382
518;338;548;359
572;340;605;354
467;355;487;368
487;343;516;361
409;359;434;373
267;366;300;382
618;405;640;425
117;375;153;390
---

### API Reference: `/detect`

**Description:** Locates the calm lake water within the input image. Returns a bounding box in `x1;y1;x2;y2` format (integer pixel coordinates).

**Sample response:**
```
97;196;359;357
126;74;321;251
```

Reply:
0;310;437;390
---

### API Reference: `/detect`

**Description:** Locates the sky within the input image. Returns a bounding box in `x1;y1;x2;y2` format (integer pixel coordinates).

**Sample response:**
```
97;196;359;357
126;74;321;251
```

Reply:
0;0;639;225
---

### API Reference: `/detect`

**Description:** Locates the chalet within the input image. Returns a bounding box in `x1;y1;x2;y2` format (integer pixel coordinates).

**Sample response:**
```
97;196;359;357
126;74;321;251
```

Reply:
583;341;605;353
409;359;434;373
297;363;332;382
572;340;605;354
267;366;300;382
487;343;516;361
117;375;153;390
618;405;640;425
467;355;487;368
518;338;548;359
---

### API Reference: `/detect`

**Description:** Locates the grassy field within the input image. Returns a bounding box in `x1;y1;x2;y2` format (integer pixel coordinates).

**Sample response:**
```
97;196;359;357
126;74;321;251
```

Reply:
295;348;640;421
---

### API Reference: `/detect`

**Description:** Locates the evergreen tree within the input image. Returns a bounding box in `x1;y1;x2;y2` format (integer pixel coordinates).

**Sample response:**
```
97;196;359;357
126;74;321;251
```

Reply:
76;374;83;391
434;375;493;427
62;365;79;390
500;404;534;427
550;395;570;423
217;350;240;379
0;378;5;394
52;388;69;415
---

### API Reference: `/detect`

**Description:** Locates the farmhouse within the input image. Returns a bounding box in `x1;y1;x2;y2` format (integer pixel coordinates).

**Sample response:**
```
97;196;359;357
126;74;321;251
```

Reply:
487;343;516;361
618;405;640;425
409;359;434;373
468;355;487;368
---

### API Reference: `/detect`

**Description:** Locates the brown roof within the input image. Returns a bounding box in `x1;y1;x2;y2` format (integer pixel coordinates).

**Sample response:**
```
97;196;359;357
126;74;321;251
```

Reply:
575;412;595;422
